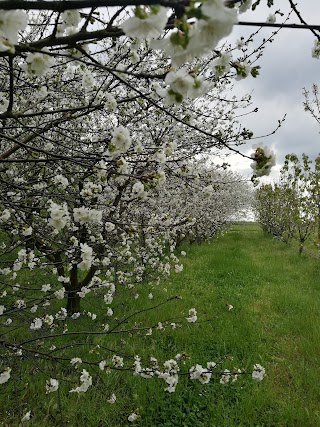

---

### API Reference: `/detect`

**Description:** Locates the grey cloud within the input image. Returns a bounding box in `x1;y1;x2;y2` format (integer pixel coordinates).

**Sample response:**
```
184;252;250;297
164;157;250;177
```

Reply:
226;0;320;178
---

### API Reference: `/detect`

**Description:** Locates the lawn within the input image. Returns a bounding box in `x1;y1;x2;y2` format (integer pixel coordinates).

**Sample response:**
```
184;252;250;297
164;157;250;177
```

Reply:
1;223;320;426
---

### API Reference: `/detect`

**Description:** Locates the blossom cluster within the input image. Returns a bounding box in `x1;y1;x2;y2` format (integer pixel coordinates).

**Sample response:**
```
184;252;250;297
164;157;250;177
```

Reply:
121;1;237;67
0;10;28;52
69;369;93;393
250;144;276;177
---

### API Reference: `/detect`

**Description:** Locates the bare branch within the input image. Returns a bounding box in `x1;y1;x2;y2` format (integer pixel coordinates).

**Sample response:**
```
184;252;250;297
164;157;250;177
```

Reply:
238;21;320;32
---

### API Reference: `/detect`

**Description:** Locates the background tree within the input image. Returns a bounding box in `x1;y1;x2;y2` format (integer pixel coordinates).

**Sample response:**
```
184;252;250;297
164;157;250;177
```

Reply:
303;85;320;244
255;153;320;252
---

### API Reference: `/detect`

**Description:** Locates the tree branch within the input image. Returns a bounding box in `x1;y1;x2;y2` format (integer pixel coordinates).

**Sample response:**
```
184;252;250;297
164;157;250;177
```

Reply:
0;0;183;10
238;21;320;32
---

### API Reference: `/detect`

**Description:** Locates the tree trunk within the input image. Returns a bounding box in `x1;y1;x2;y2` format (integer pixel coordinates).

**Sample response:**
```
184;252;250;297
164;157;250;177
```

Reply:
66;290;81;314
66;265;80;315
318;198;320;245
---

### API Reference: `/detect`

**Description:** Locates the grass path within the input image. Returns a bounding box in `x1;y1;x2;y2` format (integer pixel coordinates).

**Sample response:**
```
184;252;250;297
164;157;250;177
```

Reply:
152;223;320;427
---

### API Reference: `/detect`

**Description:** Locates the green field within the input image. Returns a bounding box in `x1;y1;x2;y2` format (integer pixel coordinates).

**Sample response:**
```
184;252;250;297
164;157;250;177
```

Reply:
2;223;320;426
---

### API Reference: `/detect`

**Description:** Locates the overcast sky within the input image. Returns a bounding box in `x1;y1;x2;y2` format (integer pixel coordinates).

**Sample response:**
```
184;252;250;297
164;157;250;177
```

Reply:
222;0;320;183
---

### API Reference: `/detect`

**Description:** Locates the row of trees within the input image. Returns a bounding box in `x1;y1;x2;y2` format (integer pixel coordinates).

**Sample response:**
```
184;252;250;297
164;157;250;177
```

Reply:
255;153;320;251
255;85;320;252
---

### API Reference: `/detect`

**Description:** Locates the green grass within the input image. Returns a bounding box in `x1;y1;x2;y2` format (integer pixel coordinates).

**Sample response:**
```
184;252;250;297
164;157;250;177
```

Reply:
2;223;320;426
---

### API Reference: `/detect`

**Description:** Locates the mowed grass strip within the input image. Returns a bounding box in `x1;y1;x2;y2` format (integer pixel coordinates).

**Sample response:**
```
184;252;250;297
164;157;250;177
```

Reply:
2;223;320;426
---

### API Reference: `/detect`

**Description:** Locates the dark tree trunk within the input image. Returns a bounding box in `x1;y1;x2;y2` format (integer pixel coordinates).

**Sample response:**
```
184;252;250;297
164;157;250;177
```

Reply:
66;265;80;315
66;290;81;314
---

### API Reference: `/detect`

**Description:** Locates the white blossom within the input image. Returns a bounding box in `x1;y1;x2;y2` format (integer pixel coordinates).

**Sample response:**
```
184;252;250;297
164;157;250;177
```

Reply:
44;142;54;151
30;318;42;330
212;52;232;76
78;243;94;271
174;264;183;273
220;369;231;384
73;207;102;224
238;0;252;13
15;299;26;309
61;10;81;29
266;13;276;24
0;93;9;112
80;181;102;198
47;201;70;231
232;368;242;382
165;69;194;98
117;157;129;175
99;360;107;371
128;412;139;422
0;209;10;222
252;364;265;381
106;307;113;317
0;367;11;384
107;393;116;404
70;357;82;366
186;307;197;323
104;93;117;111
54;287;65;300
106;126;131;158
82;70;96;90
0;10;28;52
30;305;38;313
71;312;80;319
207;361;217;370
250;144;276;177
58;276;70;283
312;39;320;59
235;38;245;49
104;293;113;305
152;0;236;66
105;222;115;232
21;411;32;423
235;60;252;80
53;174;69;188
26;51;55;77
121;6;168;40
112;355;124;368
55;307;67;320
189;364;212;384
22;226;32;236
154;151;166;163
69;369;92;393
77;286;91;298
87;311;97;320
157;359;179;392
46;378;59;393
132;181;145;198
